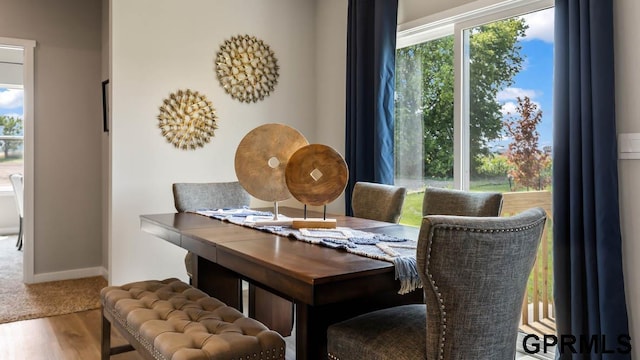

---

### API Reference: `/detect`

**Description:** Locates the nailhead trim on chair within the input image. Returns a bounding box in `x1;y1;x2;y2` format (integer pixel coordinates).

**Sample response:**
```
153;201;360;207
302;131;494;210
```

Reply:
425;217;546;359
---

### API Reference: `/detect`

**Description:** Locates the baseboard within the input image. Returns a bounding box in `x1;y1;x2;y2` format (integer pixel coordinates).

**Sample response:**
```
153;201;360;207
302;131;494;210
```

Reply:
32;266;108;283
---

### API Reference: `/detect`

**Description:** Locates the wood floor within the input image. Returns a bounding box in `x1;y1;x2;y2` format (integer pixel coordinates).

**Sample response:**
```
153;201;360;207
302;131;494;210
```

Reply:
0;309;141;360
0;307;541;360
0;308;296;360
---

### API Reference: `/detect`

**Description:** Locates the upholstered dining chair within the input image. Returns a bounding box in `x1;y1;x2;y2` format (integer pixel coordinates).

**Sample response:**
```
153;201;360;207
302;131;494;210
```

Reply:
351;182;407;223
423;186;503;217
172;181;250;281
327;207;547;360
9;173;24;251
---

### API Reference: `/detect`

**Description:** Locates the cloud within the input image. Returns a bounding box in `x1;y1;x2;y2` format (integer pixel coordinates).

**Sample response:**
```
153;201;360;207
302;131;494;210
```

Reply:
501;101;518;116
497;87;539;102
520;7;554;43
0;89;23;109
0;112;23;119
499;87;541;116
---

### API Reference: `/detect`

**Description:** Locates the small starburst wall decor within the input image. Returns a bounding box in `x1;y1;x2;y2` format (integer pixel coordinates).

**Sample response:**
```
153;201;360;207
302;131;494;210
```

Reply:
157;89;218;150
215;34;279;103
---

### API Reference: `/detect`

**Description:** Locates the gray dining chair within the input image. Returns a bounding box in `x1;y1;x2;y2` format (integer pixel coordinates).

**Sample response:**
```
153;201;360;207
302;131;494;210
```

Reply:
423;186;503;217
172;181;250;280
9;173;24;251
327;207;547;360
351;181;407;223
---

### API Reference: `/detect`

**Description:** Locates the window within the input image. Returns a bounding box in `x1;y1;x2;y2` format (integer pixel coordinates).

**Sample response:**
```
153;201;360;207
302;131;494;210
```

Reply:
395;0;553;224
395;0;555;351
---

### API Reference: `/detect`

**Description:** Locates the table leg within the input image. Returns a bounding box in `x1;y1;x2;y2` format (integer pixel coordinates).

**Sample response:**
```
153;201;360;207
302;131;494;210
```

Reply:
192;255;243;312
295;303;327;360
249;284;294;336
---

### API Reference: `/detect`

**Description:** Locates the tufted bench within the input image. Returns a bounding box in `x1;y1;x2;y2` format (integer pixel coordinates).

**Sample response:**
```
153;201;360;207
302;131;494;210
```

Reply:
100;278;285;360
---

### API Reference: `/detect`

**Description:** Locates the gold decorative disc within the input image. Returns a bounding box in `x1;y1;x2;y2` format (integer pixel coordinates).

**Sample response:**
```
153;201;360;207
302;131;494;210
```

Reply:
285;144;349;206
157;89;218;150
235;124;308;202
215;35;279;103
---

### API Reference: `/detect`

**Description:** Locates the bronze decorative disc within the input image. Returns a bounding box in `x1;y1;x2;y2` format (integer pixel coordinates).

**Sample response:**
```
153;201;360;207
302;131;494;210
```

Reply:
235;123;308;202
285;144;349;206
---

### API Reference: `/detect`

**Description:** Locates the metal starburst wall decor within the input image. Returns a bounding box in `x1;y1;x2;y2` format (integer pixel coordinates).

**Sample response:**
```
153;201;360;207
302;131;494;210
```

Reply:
215;34;279;103
157;89;218;150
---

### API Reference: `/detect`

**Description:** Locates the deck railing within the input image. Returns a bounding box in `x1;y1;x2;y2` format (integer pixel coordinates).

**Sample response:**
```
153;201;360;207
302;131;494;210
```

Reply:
501;191;555;335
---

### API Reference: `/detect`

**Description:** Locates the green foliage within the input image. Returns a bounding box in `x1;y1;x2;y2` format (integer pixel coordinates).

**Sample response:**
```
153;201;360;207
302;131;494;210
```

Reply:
398;191;424;227
395;19;527;179
476;153;512;178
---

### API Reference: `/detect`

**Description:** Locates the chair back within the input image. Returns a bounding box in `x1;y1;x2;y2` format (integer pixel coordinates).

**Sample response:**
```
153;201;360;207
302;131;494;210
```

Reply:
422;186;503;217
417;207;546;359
9;173;23;217
172;182;250;212
173;181;252;279
351;181;406;223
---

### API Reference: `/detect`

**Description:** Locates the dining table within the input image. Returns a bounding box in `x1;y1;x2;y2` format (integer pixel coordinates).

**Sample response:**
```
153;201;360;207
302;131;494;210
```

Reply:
140;206;423;360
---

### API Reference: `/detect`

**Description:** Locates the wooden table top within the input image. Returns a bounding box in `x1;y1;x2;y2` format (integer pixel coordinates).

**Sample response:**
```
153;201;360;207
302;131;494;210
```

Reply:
140;207;420;305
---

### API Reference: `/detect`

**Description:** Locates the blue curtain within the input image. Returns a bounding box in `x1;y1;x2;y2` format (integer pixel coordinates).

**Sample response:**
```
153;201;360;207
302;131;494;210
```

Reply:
344;0;398;215
553;0;631;358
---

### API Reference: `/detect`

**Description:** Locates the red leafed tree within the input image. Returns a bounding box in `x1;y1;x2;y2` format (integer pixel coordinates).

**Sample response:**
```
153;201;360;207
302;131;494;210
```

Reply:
504;96;550;190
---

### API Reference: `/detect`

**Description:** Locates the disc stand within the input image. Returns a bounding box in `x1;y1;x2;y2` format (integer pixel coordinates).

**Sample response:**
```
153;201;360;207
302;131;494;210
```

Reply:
245;201;293;226
291;204;337;229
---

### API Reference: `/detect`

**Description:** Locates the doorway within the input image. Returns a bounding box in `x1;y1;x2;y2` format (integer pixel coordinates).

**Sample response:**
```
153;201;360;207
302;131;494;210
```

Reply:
0;37;35;283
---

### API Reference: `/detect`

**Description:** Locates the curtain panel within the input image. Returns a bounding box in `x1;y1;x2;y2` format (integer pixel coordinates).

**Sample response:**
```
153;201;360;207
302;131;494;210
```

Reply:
344;0;398;215
553;0;631;358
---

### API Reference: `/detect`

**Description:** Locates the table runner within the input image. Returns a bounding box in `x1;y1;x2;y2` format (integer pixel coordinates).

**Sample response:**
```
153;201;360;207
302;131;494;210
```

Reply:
193;208;422;294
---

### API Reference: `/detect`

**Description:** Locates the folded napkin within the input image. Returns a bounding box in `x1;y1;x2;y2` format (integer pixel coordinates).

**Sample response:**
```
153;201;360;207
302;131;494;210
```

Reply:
192;207;272;218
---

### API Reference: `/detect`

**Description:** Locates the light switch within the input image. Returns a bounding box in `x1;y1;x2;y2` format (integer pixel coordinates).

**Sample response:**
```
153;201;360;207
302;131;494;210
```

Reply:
619;133;640;159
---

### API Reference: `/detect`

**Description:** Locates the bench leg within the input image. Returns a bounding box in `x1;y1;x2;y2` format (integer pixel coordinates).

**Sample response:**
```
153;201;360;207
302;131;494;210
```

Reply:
102;310;135;359
101;311;111;360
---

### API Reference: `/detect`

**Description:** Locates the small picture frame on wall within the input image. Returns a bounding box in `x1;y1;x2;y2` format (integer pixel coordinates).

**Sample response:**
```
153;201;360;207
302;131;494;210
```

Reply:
102;79;110;133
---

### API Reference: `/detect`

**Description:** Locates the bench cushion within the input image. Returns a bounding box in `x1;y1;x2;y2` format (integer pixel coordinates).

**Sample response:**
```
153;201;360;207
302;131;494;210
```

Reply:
101;278;285;360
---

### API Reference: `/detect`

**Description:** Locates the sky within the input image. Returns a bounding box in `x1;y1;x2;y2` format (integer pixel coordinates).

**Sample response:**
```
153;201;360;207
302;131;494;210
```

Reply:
496;7;554;149
0;87;24;119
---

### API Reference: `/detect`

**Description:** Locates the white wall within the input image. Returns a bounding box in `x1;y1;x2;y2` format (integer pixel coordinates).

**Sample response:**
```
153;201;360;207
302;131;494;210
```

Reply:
0;192;18;234
101;0;110;281
110;0;317;284
315;0;348;214
615;0;640;357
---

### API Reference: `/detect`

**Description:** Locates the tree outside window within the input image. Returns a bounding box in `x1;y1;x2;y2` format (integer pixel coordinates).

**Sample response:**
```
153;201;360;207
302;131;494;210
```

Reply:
0;115;23;159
